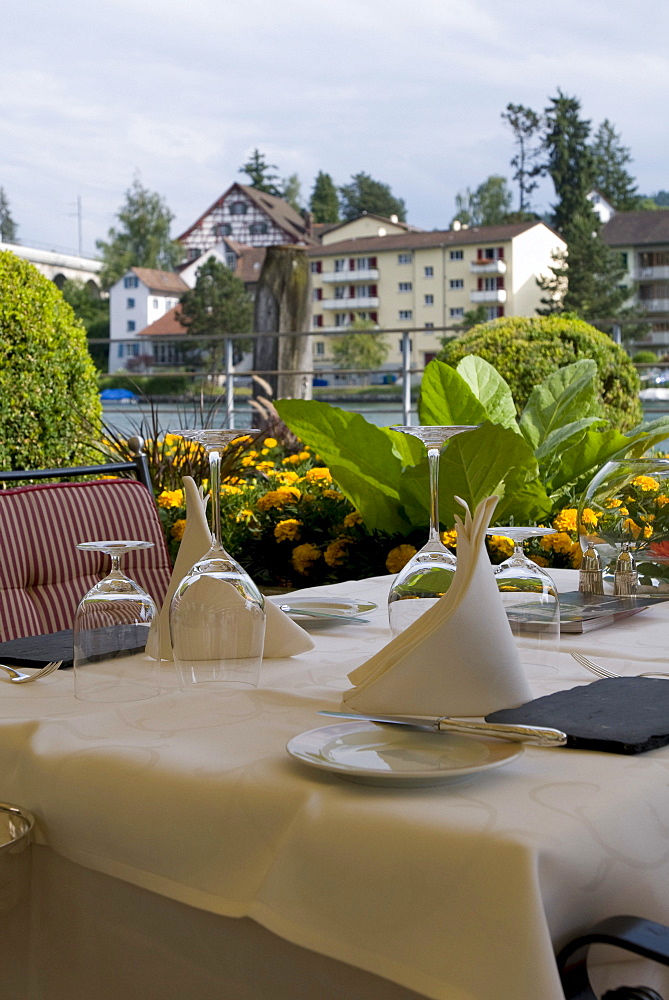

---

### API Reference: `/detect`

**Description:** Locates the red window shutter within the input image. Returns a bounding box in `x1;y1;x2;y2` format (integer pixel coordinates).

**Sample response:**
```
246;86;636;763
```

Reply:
477;248;483;260
370;311;378;322
370;284;377;296
498;306;505;317
316;288;323;299
317;261;322;273
349;286;355;298
349;258;355;270
370;257;377;267
497;277;504;289
315;315;323;327
498;247;504;258
478;277;483;291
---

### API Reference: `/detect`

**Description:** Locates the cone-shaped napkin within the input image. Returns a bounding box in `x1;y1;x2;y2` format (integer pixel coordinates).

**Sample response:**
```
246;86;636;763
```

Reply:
146;476;314;661
342;495;531;717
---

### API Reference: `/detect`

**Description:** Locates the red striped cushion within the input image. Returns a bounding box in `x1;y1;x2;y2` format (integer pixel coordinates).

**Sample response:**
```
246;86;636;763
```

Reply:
0;479;172;641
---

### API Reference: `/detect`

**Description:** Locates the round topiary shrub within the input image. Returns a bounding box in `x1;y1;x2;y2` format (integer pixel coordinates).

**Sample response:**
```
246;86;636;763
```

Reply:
0;250;102;471
632;350;659;365
437;315;642;431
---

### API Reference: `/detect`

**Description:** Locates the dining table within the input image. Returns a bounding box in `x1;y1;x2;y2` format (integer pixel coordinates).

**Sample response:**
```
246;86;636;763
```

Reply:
2;567;669;1000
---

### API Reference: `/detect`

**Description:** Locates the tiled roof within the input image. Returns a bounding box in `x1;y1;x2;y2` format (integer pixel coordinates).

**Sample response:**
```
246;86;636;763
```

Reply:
602;211;669;246
177;183;317;246
306;221;548;256
137;306;187;337
131;267;189;294
225;241;266;284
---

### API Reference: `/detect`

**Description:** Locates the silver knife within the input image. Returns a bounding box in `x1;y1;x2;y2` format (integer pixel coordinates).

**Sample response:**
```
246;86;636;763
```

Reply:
318;710;567;747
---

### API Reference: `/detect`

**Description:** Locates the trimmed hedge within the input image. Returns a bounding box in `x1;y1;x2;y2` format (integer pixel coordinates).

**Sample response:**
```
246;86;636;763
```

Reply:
437;315;642;431
0;251;102;471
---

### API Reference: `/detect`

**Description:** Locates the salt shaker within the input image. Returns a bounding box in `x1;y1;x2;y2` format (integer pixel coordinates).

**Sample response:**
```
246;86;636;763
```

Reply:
579;544;604;595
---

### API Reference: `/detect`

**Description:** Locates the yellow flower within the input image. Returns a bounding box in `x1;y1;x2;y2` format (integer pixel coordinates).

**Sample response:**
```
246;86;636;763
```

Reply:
235;508;254;523
324;537;351;567
385;544;417;574
343;511;363;527
241;456;257;467
221;484;242;495
304;467;333;485
256;486;301;511
552;508;578;533
291;543;322;574
529;554;550;567
488;534;513;558
263;437;278;448
255;461;275;472
170;518;186;541
621;517;642;539
440;529;458;549
274;518;302;542
632;475;660;492
157;489;184;509
283;451;310;465
657;495;669;507
542;531;576;555
577;508;599;529
323;489;341;500
271;470;300;485
570;546;583;569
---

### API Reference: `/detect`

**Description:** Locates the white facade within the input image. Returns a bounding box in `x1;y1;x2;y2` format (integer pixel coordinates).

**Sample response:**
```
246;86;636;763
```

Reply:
108;268;187;372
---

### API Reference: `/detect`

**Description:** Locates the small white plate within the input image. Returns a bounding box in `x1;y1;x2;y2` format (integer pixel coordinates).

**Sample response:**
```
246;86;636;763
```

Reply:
270;599;377;625
287;721;522;787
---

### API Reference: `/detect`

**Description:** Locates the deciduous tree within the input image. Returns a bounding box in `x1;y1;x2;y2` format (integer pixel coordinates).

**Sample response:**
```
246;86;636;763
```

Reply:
331;319;389;383
501;103;543;213
451;175;512;227
281;173;303;213
339;173;406;222
96;177;183;289
179;257;253;371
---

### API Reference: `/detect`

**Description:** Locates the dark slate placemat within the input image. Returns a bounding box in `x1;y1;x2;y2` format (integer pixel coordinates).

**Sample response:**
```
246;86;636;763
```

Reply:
486;677;669;755
0;630;74;669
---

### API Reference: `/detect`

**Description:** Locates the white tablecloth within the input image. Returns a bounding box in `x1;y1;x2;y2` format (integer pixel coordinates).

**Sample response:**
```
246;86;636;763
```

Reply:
2;569;669;1000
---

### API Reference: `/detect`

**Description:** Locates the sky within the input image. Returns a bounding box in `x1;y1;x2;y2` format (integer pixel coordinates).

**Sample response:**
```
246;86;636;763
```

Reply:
3;0;669;258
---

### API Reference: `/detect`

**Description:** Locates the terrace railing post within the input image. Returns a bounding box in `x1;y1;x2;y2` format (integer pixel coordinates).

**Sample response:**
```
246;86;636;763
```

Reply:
401;331;412;425
224;337;235;427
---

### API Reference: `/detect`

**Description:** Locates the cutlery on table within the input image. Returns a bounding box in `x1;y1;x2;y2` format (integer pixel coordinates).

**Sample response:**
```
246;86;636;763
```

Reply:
571;652;669;680
277;605;370;623
318;710;567;747
0;660;63;684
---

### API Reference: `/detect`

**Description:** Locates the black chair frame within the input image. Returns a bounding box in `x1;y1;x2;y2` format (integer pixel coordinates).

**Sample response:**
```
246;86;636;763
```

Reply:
0;436;152;494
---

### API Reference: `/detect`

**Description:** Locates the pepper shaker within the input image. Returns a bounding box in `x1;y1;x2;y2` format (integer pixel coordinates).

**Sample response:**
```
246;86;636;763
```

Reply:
579;544;605;595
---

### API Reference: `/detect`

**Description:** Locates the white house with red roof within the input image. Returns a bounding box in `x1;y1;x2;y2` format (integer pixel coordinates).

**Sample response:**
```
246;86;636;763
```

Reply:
108;266;189;371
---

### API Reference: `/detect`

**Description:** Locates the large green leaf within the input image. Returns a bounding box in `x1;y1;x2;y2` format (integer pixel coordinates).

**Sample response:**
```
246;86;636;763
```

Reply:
624;417;669;456
398;422;539;528
455;355;520;432
548;426;632;494
417;359;489;426
275;399;417;533
519;359;599;450
535;417;605;463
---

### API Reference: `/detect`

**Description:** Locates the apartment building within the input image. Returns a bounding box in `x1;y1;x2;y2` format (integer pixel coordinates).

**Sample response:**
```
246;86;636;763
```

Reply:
307;221;566;371
602;210;669;351
108;267;188;372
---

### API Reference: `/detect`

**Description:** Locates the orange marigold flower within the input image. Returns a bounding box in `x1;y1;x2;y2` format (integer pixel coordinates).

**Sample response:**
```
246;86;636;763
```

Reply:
157;489;184;509
385;544;417;574
304;467;333;485
291;543;322;574
170;518;186;541
631;475;660;492
343;511;363;527
529;554;550;567
324;537;351;567
552;508;578;533
263;437;278;449
488;534;513;558
322;489;341;500
440;529;458;549
274;519;302;542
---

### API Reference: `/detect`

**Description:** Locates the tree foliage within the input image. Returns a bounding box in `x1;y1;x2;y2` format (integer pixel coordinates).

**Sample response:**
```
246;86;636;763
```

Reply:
339;172;406;222
330;319;389;379
451;175;512;227
239;148;281;196
501;103;543;213
281;173;303;213
309;171;340;223
0;187;18;243
0;251;102;471
60;279;110;371
179;257;253;370
590;119;640;211
96;177;183;289
542;90;596;235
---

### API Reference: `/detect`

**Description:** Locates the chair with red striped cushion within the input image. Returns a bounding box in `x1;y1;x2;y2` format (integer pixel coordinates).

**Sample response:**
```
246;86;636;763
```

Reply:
0;479;172;642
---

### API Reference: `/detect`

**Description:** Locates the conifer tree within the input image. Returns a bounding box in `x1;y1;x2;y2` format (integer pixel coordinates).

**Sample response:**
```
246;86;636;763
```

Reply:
590;119;640;210
309;172;340;223
239;149;281;196
0;187;18;243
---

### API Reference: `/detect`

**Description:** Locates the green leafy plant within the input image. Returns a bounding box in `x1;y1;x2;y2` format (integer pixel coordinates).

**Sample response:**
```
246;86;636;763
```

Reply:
0;250;102;473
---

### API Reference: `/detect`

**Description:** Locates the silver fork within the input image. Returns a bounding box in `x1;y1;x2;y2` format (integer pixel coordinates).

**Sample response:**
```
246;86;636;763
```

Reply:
0;661;63;684
571;652;669;680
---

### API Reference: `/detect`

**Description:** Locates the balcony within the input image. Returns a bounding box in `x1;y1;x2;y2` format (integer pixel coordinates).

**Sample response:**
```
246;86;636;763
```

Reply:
470;259;506;275
636;266;669;281
322;297;380;309
641;299;669;313
470;289;507;304
321;269;379;283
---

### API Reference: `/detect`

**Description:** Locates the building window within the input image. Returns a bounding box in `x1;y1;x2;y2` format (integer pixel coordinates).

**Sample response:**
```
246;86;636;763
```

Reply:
310;261;322;273
398;253;412;264
398;282;412;292
225;252;237;269
425;322;435;329
118;344;125;359
249;222;269;235
399;309;413;320
229;201;248;215
424;266;434;277
313;288;323;301
187;248;200;261
334;286;347;299
126;298;135;308
313;315;323;328
334;313;349;327
424;294;434;305
356;256;377;269
127;321;136;332
477;246;504;261
123;275;139;288
450;279;464;289
215;223;232;237
449;308;464;318
449;250;463;260
314;341;325;355
620;252;628;268
334;258;347;272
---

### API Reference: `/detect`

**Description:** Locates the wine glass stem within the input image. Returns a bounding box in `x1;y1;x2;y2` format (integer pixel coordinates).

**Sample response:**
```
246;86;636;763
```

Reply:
427;447;441;544
209;447;222;549
109;554;123;577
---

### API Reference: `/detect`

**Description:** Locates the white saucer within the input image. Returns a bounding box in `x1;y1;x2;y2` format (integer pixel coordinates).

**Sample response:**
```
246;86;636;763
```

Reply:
287;721;522;787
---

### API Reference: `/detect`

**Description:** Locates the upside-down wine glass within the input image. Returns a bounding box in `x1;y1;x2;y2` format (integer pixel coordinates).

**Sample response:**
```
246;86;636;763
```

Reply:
169;428;266;692
73;540;160;702
486;526;560;679
387;425;477;636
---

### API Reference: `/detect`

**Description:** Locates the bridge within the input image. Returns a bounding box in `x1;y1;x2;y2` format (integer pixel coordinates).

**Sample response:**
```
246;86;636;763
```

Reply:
0;241;103;295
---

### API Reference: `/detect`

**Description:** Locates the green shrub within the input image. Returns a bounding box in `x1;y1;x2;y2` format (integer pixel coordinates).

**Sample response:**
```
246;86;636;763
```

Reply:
437;314;642;432
0;251;102;471
632;350;659;365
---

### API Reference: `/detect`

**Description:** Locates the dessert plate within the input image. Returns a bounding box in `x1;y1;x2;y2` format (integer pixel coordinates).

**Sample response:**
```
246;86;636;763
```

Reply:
287;721;522;786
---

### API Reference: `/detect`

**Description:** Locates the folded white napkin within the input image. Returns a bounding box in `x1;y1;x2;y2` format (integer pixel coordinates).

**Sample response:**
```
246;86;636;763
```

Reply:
146;476;314;661
342;496;532;717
